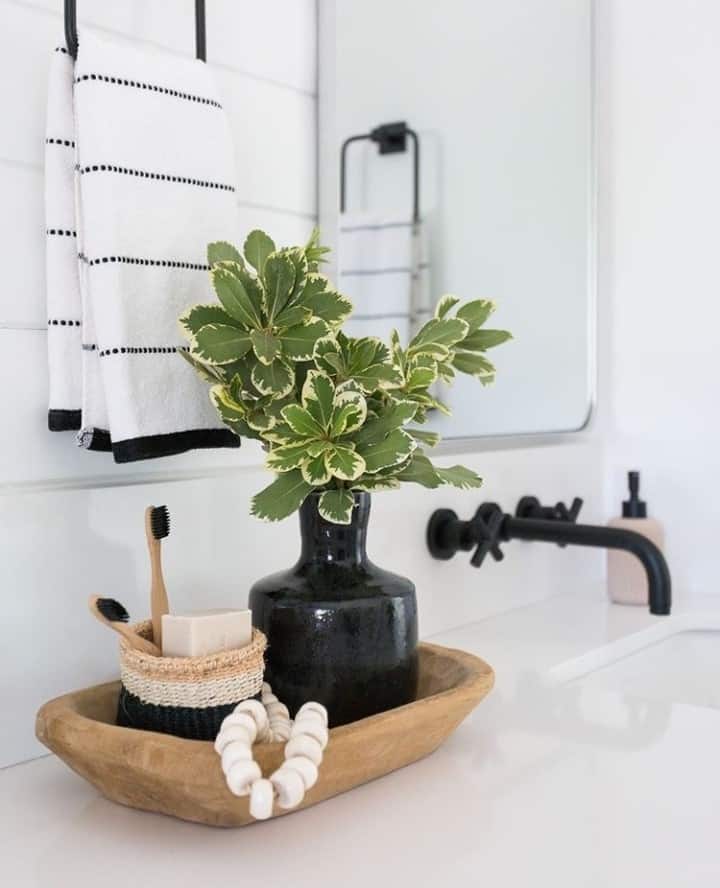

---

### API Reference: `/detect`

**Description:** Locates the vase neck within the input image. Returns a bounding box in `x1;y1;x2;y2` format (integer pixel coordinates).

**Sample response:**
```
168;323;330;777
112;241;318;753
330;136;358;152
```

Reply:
297;493;370;567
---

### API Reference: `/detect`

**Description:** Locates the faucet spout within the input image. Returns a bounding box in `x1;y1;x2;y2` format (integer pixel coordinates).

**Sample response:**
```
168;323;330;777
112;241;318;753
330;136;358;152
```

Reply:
501;517;671;615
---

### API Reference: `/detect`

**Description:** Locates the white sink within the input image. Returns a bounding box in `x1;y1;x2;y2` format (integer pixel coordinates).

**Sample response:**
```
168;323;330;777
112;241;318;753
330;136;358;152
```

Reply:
546;613;720;709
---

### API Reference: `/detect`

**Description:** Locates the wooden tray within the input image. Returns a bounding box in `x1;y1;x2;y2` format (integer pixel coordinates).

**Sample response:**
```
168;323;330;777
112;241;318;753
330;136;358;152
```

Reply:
35;642;494;827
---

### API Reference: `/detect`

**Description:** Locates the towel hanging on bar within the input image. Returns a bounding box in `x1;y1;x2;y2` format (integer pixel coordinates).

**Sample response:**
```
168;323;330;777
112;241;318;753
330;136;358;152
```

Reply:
45;27;241;462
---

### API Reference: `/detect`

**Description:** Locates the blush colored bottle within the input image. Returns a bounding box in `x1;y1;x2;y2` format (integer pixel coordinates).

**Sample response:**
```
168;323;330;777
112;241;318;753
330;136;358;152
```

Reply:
607;471;665;605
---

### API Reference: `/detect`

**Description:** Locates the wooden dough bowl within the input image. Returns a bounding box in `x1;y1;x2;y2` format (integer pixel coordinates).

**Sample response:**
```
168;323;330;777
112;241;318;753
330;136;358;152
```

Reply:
36;642;494;828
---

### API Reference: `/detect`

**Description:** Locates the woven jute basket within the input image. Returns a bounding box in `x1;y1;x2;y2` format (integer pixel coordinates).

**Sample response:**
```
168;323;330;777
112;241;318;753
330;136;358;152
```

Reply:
116;621;266;741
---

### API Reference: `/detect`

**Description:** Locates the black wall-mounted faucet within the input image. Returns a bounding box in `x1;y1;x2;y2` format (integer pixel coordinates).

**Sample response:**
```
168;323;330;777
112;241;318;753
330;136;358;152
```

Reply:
427;497;671;616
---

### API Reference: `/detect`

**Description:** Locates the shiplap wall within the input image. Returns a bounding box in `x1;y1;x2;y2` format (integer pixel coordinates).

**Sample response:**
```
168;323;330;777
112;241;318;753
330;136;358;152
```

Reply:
0;0;317;488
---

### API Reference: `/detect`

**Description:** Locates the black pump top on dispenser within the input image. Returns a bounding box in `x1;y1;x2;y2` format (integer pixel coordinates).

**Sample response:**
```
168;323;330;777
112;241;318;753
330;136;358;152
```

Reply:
623;470;647;518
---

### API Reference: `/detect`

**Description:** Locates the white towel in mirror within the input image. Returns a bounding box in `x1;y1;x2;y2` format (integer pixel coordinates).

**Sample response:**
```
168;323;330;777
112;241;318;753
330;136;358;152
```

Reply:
337;213;431;345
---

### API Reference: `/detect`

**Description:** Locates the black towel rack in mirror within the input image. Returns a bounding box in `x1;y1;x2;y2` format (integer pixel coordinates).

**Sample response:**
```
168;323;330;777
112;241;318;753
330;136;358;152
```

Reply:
64;0;207;61
340;121;420;224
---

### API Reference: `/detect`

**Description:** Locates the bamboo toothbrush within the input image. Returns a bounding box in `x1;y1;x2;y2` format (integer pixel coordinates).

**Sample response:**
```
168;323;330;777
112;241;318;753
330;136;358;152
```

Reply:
145;505;171;651
88;596;161;656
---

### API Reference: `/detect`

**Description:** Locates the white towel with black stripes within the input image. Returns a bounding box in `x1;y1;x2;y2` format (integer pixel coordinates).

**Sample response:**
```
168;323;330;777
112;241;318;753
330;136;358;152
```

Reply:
337;212;431;343
45;29;240;462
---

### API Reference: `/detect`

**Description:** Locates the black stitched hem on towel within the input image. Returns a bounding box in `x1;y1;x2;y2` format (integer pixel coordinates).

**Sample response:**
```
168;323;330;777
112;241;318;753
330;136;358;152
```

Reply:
112;428;240;463
48;409;81;431
77;428;113;451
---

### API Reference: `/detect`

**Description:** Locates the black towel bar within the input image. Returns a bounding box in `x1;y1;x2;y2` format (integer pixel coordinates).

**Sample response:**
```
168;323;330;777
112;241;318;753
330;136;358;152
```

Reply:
64;0;207;62
340;121;420;224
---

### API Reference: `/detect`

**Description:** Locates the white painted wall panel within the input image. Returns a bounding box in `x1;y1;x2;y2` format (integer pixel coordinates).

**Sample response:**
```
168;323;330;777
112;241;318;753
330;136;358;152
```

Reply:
596;1;720;602
20;0;317;92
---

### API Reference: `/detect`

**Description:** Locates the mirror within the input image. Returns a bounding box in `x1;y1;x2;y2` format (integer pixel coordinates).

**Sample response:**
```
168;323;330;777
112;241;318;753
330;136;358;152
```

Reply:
318;0;594;437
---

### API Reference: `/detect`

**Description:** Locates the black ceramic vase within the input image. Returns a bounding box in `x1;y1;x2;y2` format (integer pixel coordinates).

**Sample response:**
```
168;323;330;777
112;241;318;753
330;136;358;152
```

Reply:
249;492;418;727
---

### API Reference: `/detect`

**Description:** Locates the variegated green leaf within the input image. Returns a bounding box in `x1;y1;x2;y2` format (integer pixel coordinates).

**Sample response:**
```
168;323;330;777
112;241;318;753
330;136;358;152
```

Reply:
356;429;416;474
302;275;353;326
396;451;442;488
312;336;344;373
266;441;314;472
301;451;332;485
274;303;313;329
460;329;513;351
318;488;355;525
335;379;364;396
262;253;295;323
281;403;324;439
331;397;367;437
179;303;232;338
210;385;249;438
245;410;276;432
250;329;281;365
408;428;441;448
301;370;335;430
211;266;262;329
435;465;483;489
218;260;265;322
281;247;309;302
208;241;243;267
302;441;327;458
193;324;253;364
347;337;390;373
244;229;275;274
304;227;331;271
352;399;417;447
210;384;245;419
263;421;304;445
405;355;438;390
452;351;496;381
251;357;295;398
390;328;406;371
251;469;313;522
409;318;469;355
353;363;402;392
282;320;329;361
353;477;401;492
436;361;456;382
456;299;495;330
435;294;460;319
325;444;366;481
177;347;225;383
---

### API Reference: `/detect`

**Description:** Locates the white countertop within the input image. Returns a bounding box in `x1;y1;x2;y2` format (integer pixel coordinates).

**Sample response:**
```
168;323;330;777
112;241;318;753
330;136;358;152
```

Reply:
2;589;719;888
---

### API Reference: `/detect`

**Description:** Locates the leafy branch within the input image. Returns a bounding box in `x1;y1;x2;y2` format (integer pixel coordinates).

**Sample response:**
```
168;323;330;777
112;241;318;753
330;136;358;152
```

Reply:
179;228;512;524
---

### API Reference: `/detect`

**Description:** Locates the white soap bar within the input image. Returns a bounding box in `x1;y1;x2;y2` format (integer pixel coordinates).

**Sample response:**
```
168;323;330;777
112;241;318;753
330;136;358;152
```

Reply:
161;609;252;657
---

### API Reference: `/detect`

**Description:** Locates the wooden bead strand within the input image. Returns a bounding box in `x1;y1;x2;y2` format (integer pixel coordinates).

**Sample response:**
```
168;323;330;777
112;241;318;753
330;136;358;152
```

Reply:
214;685;329;821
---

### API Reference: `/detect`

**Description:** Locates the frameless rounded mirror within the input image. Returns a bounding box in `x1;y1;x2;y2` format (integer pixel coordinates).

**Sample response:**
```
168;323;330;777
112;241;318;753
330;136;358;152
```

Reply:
319;0;595;438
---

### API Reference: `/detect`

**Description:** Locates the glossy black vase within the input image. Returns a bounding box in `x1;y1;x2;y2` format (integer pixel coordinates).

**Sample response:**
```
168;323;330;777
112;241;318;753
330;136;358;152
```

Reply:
249;492;418;728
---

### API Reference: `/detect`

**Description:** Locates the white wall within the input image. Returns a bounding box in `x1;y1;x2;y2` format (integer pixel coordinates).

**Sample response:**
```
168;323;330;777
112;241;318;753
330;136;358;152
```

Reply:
596;1;720;601
1;0;608;770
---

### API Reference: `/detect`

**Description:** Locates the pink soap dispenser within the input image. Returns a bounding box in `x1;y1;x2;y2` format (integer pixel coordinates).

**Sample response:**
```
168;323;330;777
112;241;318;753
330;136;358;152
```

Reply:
607;471;665;605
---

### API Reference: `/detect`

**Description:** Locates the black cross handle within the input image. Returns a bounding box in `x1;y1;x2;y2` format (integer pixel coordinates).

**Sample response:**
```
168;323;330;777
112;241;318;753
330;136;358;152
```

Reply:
426;503;506;567
515;496;584;547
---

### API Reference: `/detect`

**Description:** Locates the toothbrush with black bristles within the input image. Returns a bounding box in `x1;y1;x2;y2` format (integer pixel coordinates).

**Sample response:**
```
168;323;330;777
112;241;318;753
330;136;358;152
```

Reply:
145;505;171;652
88;595;161;656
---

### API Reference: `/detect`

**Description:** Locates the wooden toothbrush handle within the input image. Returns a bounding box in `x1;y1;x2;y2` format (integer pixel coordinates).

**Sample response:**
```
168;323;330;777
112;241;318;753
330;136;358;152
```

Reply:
149;541;169;650
116;622;162;656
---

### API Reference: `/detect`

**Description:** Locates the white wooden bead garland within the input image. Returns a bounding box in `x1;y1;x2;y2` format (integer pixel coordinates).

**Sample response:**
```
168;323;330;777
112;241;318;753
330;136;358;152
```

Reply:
213;683;329;820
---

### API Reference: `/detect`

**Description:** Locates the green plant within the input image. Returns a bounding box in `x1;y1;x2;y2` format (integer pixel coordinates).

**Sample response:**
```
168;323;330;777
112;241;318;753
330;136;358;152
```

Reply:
180;229;512;524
